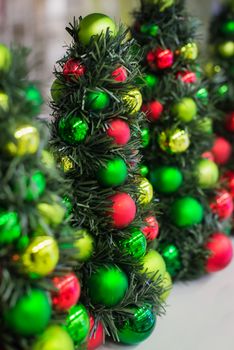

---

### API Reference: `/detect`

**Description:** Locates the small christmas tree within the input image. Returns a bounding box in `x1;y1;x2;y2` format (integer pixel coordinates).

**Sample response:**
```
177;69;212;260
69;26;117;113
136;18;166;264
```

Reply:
207;0;234;228
50;13;171;347
132;0;233;280
0;45;83;350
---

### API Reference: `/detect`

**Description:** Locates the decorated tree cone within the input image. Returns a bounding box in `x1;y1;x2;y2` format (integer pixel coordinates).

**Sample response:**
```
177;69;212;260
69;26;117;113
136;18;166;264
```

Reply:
205;233;233;272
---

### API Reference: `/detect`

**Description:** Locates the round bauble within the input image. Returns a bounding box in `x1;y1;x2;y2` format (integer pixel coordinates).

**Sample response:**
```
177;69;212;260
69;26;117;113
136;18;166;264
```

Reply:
112;66;128;82
85;90;110;111
218;41;234;57
0;91;9;111
63;58;86;79
172;97;197;122
65;304;90;345
122;88;142;115
223;171;234;199
106;119;130;145
140;250;166;281
87;265;128;307
142;100;163;122
211;137;232;165
161;244;181;277
140;164;149;177
142;216;159;241
195;159;219;189
109;192;136;228
160;271;172;301
180;42;198;60
170;197;204;228
20;170;46;201
4;289;51;336
51;79;64;103
140;23;159;37
73;229;94;262
202;151;215;162
150;166;183;194
87;315;105;350
32;325;74;350
58;115;88;144
158;128;190;153
97;157;128;187
221;20;234;34
210;189;233;221
205;233;233;273
196;87;209;103
142;73;159;90
155;48;174;69
176;70;197;83
25;84;43;113
225;112;234;132
37;201;65;226
119;228;147;259
0;43;12;71
197;117;213;134
78;13;116;46
141;127;150;147
0;210;21;246
52;273;81;311
138;177;153;205
61;155;75;172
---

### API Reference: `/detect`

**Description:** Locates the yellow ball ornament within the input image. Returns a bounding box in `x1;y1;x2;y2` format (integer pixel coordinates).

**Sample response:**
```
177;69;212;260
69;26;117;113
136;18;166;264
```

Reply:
180;42;198;60
73;229;94;262
160;271;173;301
32;325;74;350
21;236;59;278
61;156;75;172
204;62;221;78
218;41;234;57
122;88;142;115
0;91;9;111
158;128;190;154
6;125;40;157
138;177;153;205
37;201;66;227
140;250;166;281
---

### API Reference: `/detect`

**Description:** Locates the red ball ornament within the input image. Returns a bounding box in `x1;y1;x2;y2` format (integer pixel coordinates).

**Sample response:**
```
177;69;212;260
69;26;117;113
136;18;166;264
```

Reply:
211;137;232;165
87;315;105;350
205;233;233;273
142;216;159;241
201;151;215;162
146;50;156;69
155;48;174;69
223;171;234;199
106;119;130;145
63;58;86;79
176;71;197;83
141;100;164;122
210;189;233;221
112;66;128;82
109;192;136;229
51;273;81;311
225;112;234;132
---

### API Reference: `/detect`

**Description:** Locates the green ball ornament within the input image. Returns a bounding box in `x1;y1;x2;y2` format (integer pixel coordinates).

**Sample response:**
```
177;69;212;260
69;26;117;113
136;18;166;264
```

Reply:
58;115;88;144
140;164;149;177
16;170;46;201
4;289;51;336
218;41;234;57
160;271;172;301
161;244;181;277
51;79;64;103
150;166;183;194
119;228;147;259
144;73;159;88
116;305;156;345
140;23;159;37
195;159;219;189
88;265;128;307
172;97;197;122
97;157;128;187
65;304;90;345
217;84;229;98
78;13;116;46
25;84;43;113
170;197;204;227
141;127;150;147
221;20;234;34
197;117;213;134
85;90;110;111
0;210;21;246
196;88;209;104
140;250;166;281
0;43;12;72
0;91;9;111
32;325;74;350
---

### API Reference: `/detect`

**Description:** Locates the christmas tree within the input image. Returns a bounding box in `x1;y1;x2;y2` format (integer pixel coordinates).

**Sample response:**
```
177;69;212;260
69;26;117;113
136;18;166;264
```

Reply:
0;45;84;350
50;13;171;347
207;0;234;228
132;0;233;280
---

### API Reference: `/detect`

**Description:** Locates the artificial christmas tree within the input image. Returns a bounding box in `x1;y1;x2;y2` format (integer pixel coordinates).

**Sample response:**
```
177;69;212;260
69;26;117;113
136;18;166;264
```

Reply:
0;45;84;350
50;13;170;347
132;0;233;280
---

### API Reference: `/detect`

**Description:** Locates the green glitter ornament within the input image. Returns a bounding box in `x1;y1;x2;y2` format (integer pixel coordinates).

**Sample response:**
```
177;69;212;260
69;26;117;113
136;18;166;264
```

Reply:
58;115;88;144
65;304;90;345
97;157;128;187
141;128;150;147
161;244;181;277
0;210;21;246
119;228;147;259
85;90;110;111
150;166;183;194
170;197;204;228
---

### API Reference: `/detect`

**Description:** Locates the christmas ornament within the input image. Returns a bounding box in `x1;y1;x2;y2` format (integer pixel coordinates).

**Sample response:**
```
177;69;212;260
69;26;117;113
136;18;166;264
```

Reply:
0;91;9;111
78;13;116;46
140;250;166;281
223;171;234;199
150;166;183;194
142;100;163;122
61;155;75;172
65;304;90;345
97;157;128;187
58;115;88;144
195;159;219;189
160;272;172;301
41;150;55;169
158;128;190;153
119;228;147;259
52;273;81;311
122;88;142;115
16;236;30;252
21;236;59;278
5;124;40;157
37;201;65;226
218;41;234;57
73;229;94;262
0;210;21;246
112;66;128;82
210;189;233;221
180;42;198;60
0;43;12;71
155;48;174;69
205;233;233;273
109;192;136;228
20;170;46;201
25;84;43;113
51;79;64;103
85;90;110;111
197;117;213;134
116;305;156;345
106;119;130;145
225;112;234;132
161;244;181;277
172;97;197;122
141;127;150;147
204;62;221;77
140;23;159;37
32;325;74;350
176;70;197;83
142;216;159;241
211;137;232;165
4;289;51;336
88;265;128;307
87;315;105;350
63;58;86;79
221;20;234;34
140;164;149;177
170;197;204;227
217;84;229;98
196;87;209;103
202;151;215;161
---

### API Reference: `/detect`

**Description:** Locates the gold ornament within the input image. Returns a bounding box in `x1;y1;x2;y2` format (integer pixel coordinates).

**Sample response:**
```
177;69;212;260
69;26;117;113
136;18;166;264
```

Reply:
180;42;198;60
21;236;59;278
37;200;66;227
138;177;153;205
73;229;94;262
5;125;40;156
41;150;55;169
158;128;190;154
122;88;142;115
61;156;75;172
0;91;9;111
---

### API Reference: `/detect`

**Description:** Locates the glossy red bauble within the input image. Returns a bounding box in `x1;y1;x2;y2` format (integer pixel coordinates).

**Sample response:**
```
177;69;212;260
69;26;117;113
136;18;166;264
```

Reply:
205;233;233;273
87;315;105;350
146;50;156;69
112;66;128;82
106;119;130;145
109;192;136;229
176;71;197;83
63;58;86;79
210;189;233;221
155;48;174;69
142;216;159;241
225;112;234;132
52;273;81;311
211;136;232;165
202;151;215;161
142;100;164;122
223;171;234;199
